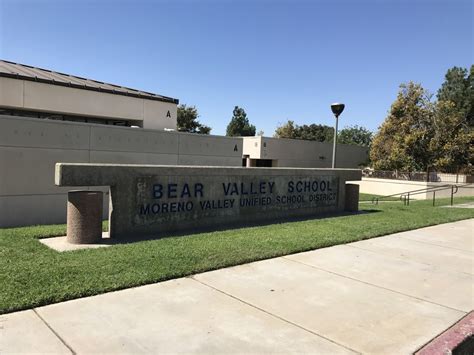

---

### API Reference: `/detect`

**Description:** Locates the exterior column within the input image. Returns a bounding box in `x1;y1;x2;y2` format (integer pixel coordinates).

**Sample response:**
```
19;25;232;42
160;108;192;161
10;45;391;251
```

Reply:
67;190;103;244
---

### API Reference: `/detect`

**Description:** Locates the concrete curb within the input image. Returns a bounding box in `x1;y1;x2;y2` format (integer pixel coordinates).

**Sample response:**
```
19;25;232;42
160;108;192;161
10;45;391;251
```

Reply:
416;311;474;355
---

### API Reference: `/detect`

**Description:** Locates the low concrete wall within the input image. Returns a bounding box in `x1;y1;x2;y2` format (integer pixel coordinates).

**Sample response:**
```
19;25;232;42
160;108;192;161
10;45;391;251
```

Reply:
429;173;473;183
351;178;474;200
0;115;242;227
56;164;361;239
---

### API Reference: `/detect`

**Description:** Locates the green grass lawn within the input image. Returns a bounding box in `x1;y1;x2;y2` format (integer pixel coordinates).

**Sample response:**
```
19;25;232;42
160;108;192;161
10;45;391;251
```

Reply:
1;196;473;314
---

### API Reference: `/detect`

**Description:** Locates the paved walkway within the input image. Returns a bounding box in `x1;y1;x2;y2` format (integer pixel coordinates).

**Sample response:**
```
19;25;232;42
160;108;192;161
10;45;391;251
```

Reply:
2;219;473;354
443;201;474;209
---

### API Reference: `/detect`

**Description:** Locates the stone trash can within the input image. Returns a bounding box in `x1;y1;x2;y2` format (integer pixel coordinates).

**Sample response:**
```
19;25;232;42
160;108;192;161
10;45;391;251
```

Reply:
344;183;359;212
67;190;103;244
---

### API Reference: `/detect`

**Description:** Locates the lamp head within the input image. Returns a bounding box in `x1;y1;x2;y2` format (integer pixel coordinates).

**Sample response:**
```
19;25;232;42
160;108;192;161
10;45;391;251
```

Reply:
331;103;345;118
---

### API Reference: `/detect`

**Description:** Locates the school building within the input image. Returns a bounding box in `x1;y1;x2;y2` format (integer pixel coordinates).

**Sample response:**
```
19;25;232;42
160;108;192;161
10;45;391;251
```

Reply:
0;60;368;227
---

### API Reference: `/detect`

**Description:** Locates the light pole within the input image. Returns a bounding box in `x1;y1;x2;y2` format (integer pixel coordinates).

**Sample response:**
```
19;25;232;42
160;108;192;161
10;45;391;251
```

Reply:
330;103;345;168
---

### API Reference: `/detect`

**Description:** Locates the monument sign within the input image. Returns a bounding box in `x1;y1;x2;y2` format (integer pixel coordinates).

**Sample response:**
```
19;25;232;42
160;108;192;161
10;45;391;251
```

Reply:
56;164;361;240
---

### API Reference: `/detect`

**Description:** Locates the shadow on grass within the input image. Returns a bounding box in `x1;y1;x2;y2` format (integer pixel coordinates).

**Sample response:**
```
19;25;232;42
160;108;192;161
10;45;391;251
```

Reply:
105;209;383;245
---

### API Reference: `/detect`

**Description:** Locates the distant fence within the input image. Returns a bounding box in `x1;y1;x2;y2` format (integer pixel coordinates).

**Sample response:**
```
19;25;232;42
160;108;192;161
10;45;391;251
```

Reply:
362;170;473;183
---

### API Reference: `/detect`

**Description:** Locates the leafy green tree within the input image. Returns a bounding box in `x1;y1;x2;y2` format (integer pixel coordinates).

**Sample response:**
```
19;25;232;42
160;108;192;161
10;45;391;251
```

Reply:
431;65;474;171
370;66;474;173
274;120;333;142
274;120;297;138
338;125;373;147
437;65;473;126
177;104;211;134
430;100;474;172
226;106;256;136
468;65;474;126
370;82;434;171
296;124;334;142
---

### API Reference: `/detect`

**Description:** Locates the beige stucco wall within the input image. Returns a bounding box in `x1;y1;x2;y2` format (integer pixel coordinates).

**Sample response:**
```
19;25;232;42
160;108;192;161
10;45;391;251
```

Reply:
0;115;242;227
0;77;177;130
242;136;261;158
243;136;368;168
0;77;24;107
143;99;177;130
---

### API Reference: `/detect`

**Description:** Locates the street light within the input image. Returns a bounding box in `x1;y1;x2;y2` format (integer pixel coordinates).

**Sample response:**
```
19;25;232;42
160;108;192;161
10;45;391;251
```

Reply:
330;103;345;168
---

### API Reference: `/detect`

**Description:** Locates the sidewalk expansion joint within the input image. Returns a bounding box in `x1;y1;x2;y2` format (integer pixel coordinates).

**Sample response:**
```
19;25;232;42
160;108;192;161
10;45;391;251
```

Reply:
282;256;468;314
32;309;76;355
188;275;361;355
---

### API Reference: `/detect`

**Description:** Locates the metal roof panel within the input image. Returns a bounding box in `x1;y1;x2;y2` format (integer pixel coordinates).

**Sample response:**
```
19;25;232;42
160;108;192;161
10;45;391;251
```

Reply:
0;60;179;104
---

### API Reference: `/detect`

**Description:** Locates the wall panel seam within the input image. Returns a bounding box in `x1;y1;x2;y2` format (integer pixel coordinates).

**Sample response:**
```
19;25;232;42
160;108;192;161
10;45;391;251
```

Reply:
0;144;90;151
88;125;92;163
88;149;240;158
0;193;69;197
88;148;179;155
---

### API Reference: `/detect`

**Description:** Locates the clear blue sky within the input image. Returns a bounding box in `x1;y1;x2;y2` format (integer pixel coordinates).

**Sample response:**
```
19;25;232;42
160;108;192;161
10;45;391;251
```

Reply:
0;0;472;136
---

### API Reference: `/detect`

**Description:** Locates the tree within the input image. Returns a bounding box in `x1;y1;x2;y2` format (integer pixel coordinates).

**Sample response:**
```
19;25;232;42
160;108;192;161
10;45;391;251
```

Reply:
429;100;474;172
274;120;333;142
468;65;474;126
274;120;297;138
177;104;211;134
370;66;474;173
338;125;373;147
432;65;474;171
437;66;473;126
370;82;435;171
226;106;256;136
296;124;333;142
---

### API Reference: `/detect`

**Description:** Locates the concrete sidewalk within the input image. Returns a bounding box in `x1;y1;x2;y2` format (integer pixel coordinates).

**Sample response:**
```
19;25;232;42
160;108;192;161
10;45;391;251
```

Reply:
1;219;473;354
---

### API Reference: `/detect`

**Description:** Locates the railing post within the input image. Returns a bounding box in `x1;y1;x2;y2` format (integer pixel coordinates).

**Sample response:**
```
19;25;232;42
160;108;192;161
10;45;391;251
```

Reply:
451;186;454;206
407;192;410;206
432;191;436;207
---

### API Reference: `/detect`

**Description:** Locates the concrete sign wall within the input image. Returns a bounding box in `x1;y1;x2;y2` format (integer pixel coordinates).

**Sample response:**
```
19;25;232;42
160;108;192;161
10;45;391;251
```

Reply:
56;164;361;239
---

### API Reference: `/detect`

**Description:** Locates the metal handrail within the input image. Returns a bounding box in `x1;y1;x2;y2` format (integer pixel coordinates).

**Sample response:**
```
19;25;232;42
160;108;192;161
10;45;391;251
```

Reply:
400;185;459;206
372;184;451;204
372;183;471;206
